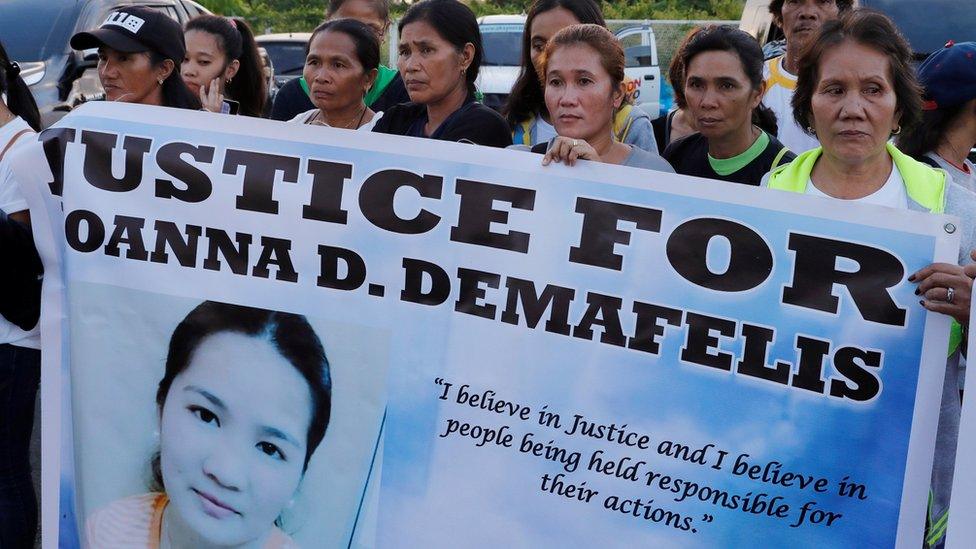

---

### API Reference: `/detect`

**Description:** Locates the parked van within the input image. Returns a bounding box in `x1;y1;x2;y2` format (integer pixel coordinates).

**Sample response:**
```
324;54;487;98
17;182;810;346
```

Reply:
256;33;311;89
474;15;662;116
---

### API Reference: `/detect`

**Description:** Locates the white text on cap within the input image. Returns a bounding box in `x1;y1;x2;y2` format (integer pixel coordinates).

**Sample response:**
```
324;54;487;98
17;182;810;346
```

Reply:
102;12;146;34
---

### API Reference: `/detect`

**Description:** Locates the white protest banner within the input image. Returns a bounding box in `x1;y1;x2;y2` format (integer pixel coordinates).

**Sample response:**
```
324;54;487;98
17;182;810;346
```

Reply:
19;102;958;548
947;304;976;548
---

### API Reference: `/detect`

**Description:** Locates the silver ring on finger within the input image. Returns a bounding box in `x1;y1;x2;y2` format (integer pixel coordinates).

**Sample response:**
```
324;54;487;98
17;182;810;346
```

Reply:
947;286;955;304
572;139;578;148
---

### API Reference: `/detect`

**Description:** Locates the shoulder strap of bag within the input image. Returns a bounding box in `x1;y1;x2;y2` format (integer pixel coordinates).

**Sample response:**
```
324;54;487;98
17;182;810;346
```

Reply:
917;155;941;169
770;146;791;170
0;128;34;163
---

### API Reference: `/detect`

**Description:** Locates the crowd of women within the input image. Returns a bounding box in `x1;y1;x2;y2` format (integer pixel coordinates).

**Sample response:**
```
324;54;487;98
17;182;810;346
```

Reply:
1;0;975;546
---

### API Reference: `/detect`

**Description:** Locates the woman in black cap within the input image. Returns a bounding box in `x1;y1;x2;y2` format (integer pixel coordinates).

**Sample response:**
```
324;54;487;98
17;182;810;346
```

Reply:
70;6;200;109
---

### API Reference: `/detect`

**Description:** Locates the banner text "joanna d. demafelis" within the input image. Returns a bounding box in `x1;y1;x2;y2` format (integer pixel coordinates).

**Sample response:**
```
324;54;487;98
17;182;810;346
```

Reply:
41;127;913;403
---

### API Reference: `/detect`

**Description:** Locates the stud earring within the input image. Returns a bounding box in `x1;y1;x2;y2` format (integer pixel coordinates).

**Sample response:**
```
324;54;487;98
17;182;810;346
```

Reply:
806;125;815;133
157;78;164;86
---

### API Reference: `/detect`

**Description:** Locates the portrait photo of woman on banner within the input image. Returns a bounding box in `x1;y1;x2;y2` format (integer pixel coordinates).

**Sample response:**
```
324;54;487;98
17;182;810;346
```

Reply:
84;302;329;548
66;290;390;548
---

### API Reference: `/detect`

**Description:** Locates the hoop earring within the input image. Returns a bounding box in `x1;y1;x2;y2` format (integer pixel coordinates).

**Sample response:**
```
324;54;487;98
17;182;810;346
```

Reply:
891;125;901;135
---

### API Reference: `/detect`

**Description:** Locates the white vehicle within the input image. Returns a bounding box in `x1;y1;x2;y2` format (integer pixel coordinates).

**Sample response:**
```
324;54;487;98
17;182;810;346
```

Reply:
256;33;312;89
475;15;662;116
476;15;528;111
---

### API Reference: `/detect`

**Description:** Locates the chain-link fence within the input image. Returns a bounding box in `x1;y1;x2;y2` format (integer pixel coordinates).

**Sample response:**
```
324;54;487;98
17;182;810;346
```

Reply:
608;20;738;81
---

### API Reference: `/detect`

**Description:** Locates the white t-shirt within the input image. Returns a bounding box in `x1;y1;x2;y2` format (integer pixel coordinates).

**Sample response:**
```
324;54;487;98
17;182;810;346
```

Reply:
0;116;33;214
763;56;821;155
805;165;909;209
925;152;976;194
289;109;384;132
0;116;40;349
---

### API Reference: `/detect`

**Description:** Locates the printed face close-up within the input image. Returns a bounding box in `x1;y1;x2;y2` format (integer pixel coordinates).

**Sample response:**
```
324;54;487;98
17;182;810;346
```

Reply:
159;331;312;546
529;7;580;63
397;20;468;106
544;44;619;142
304;30;369;113
182;29;232;97
332;0;387;40
684;50;761;140
780;0;840;52
811;41;899;165
97;47;161;104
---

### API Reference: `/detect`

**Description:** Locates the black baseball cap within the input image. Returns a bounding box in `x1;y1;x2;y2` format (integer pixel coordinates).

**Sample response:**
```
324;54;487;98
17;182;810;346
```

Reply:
70;6;185;65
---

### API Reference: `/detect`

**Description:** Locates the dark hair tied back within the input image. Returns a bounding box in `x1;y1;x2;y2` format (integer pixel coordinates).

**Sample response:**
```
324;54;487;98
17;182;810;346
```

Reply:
0;40;41;131
307;18;380;74
398;0;483;96
147;50;202;111
680;25;779;135
185;15;268;117
896;103;968;159
503;0;605;129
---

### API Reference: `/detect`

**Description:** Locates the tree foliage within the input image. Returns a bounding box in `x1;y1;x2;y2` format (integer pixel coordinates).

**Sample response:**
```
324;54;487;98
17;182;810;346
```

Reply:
197;0;743;33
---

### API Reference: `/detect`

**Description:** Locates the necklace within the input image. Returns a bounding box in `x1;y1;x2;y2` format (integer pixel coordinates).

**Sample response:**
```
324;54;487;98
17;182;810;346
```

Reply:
317;104;368;129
